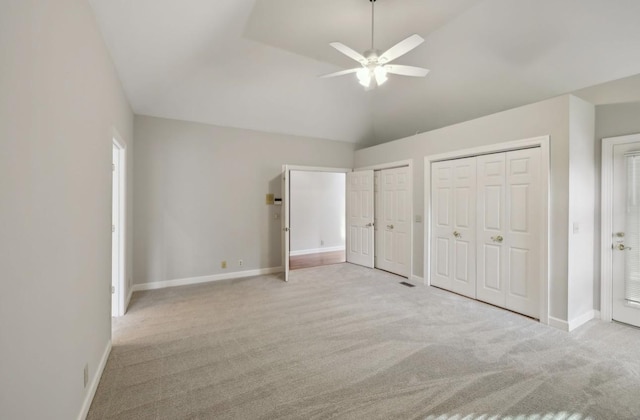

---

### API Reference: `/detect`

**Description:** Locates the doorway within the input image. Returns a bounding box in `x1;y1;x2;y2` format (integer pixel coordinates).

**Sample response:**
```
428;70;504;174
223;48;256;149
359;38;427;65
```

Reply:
111;140;126;317
289;170;346;271
602;133;640;328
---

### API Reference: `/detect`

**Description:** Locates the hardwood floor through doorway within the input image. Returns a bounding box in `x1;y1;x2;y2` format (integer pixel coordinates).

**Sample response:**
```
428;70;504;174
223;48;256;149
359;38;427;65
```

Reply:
290;250;345;270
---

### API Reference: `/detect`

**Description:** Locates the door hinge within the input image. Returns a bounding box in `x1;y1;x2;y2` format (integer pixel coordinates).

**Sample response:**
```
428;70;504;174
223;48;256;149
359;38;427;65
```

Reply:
111;286;115;294
112;163;115;172
112;224;116;233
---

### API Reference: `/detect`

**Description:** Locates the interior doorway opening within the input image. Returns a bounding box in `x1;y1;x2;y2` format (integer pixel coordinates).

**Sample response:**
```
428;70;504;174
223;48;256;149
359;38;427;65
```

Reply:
289;170;346;271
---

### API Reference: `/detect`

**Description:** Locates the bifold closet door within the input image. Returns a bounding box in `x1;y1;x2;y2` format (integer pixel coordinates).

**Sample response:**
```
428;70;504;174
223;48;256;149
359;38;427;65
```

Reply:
476;153;507;307
430;158;477;298
476;148;540;318
377;167;410;277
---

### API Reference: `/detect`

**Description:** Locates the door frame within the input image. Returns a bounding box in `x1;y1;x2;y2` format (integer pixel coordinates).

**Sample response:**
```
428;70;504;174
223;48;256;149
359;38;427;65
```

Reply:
281;165;351;281
112;131;127;317
356;160;414;280
600;133;640;322
424;135;550;325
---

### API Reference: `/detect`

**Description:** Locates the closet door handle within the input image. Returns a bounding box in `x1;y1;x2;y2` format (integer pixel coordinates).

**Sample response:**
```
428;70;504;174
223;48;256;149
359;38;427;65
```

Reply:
387;224;394;229
453;231;461;238
491;235;504;243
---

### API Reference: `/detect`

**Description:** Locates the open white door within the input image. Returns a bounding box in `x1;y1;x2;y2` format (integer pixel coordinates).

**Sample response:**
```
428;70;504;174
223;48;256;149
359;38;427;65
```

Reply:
282;165;290;281
347;170;374;268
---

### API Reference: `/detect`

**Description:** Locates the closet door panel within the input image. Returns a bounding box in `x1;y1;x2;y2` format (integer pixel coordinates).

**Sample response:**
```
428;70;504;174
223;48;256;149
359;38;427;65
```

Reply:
377;167;410;277
431;162;454;290
476;153;507;307
505;148;540;318
431;158;476;297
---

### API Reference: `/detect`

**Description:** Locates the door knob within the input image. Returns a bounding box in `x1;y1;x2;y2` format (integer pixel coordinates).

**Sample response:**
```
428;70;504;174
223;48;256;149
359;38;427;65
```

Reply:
283;227;289;232
366;222;374;227
387;224;394;229
491;235;504;243
615;232;625;238
453;231;461;238
618;243;632;251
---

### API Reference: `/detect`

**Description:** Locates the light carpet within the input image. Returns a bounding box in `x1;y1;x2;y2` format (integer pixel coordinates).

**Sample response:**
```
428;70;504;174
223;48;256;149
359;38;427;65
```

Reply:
88;263;640;419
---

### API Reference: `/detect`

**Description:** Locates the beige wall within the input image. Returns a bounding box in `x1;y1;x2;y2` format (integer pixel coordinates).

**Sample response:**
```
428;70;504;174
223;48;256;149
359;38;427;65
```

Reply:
0;1;134;419
568;96;596;321
355;95;572;321
133;116;354;286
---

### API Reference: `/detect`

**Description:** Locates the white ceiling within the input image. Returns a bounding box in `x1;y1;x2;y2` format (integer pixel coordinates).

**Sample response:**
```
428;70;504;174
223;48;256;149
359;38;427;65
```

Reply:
88;0;640;146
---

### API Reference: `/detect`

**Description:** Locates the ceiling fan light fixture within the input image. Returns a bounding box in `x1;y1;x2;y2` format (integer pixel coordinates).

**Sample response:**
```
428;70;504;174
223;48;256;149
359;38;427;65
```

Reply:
357;68;371;87
374;66;388;86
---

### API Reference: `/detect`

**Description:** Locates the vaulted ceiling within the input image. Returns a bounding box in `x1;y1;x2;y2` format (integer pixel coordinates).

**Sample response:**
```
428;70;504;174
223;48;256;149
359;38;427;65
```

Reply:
89;0;640;146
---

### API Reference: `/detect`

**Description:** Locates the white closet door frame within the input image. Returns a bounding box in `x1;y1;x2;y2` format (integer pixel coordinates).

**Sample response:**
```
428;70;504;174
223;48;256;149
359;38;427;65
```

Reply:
424;136;550;325
356;160;414;281
601;133;640;321
281;165;351;282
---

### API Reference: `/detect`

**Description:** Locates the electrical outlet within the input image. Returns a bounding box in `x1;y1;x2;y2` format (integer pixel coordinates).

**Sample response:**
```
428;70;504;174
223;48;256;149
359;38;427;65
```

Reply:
83;364;89;388
221;260;227;269
238;259;243;267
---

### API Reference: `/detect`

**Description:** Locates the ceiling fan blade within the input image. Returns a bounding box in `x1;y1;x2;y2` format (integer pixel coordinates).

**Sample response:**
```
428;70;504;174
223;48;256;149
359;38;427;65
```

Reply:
384;65;430;77
320;68;360;78
329;42;368;65
379;34;424;64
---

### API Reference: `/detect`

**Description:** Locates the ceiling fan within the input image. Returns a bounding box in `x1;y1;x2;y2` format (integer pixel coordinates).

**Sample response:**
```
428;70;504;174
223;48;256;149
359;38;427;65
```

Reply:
321;0;430;89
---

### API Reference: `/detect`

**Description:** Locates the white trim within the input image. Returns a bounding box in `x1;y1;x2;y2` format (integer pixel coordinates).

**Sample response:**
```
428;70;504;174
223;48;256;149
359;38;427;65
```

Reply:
601;133;640;323
290;246;345;256
411;275;424;285
548;316;569;332
424;135;551;325
356;159;413;171
568;310;600;331
131;266;283;292
112;132;127;317
354;160;414;280
287;166;351;173
77;340;111;420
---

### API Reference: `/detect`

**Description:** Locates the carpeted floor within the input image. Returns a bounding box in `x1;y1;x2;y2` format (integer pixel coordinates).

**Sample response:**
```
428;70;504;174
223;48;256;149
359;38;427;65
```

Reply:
88;263;640;419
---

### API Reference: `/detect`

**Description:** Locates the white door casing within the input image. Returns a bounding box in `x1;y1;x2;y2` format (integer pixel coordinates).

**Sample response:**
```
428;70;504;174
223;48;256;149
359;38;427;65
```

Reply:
112;145;120;317
431;148;541;319
426;136;550;324
611;142;640;327
377;167;411;277
430;157;477;298
347;170;375;268
282;165;290;282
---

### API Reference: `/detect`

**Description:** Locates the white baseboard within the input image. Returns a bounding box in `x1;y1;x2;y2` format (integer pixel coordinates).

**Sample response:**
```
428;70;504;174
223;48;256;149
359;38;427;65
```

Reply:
548;310;600;332
289;246;345;257
568;310;599;331
547;316;570;332
411;275;424;285
78;340;111;420
131;266;283;292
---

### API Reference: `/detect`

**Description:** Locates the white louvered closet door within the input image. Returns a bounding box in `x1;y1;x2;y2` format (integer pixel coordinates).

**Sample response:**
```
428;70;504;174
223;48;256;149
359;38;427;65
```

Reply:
430;158;477;298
